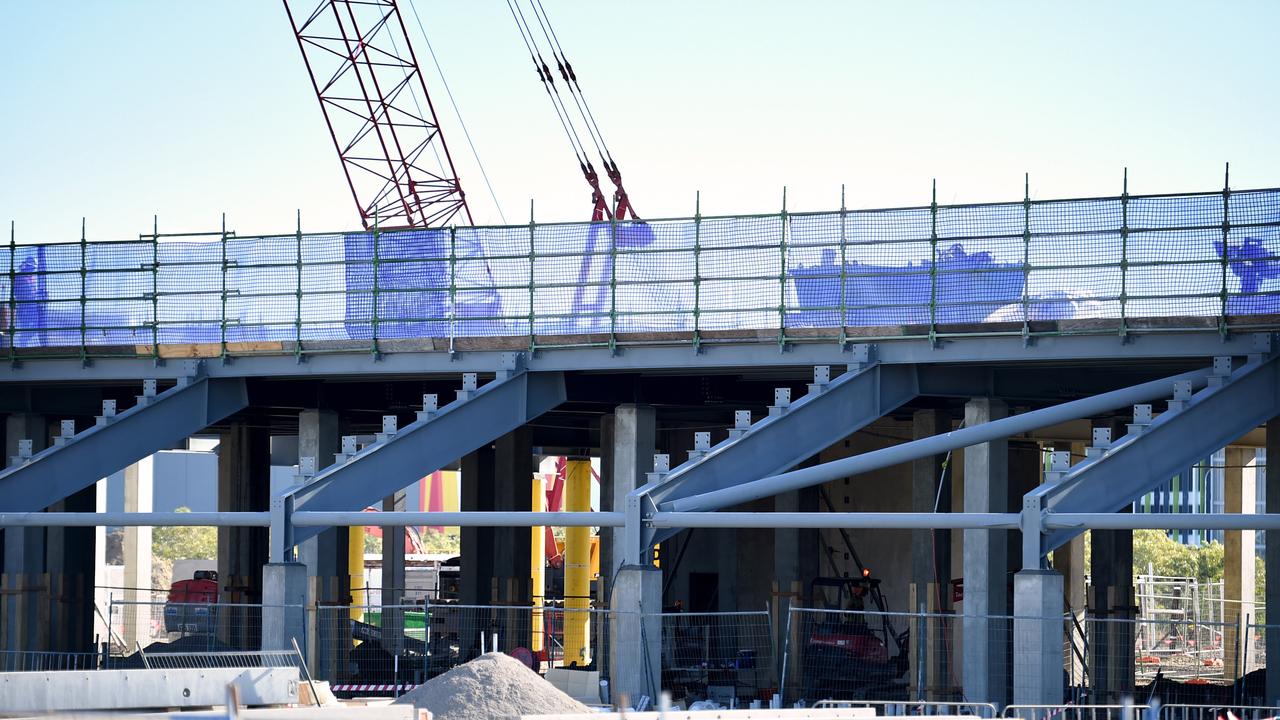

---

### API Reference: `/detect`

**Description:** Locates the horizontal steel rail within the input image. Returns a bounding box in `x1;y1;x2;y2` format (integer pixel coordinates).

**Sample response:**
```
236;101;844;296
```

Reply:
291;510;622;527
5;510;1280;532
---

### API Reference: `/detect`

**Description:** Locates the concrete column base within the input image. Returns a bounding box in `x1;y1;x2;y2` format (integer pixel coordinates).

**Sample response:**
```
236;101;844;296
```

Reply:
1013;569;1064;707
262;563;307;652
608;564;661;707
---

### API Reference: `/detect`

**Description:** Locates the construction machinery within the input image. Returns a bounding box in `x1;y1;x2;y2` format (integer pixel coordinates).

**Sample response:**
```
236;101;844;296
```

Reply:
162;570;220;635
799;576;910;702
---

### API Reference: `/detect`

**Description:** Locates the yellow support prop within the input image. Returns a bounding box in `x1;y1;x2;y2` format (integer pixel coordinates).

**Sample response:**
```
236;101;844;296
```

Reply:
349;525;365;623
531;474;545;655
564;459;592;666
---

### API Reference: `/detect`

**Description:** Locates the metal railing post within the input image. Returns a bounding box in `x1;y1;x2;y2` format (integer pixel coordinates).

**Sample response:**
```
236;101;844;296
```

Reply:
609;214;618;352
150;219;159;361
1220;162;1231;338
371;213;381;358
930;180;939;345
1022;174;1032;343
693;191;702;351
528;201;536;352
778;186;788;351
449;226;458;355
7;222;15;362
219;214;229;360
79;218;87;363
1120;169;1130;339
839;185;848;345
295;210;303;361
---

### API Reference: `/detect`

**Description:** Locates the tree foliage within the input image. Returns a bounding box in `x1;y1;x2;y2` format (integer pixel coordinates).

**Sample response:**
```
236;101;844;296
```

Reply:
152;507;217;561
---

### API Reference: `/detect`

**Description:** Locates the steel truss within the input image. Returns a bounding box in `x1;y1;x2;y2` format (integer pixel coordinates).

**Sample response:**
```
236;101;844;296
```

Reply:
0;365;247;512
271;353;565;560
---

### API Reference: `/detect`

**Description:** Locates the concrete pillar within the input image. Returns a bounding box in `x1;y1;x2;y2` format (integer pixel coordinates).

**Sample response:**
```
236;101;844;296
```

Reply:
1053;442;1088;687
962;397;1009;707
122;457;154;651
261;563;307;651
1266;418;1280;705
460;443;495;614
493;428;533;604
609;405;655;582
381;490;406;655
217;422;270;650
296;410;347;605
1013;569;1065;706
45;485;96;652
911;408;950;699
2;414;47;652
1089;524;1134;703
1223;446;1257;679
608;565;662;707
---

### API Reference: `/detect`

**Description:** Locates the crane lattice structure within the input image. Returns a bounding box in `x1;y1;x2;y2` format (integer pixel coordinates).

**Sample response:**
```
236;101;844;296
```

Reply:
283;0;471;229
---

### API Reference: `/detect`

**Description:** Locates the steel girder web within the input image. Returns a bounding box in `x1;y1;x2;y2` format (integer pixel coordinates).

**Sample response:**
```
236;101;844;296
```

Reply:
662;367;1214;515
276;367;566;557
0;374;249;513
1026;351;1280;565
627;357;921;551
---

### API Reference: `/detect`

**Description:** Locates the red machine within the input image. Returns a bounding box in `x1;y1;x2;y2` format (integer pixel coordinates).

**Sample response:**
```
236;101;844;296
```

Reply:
168;569;218;604
164;570;219;634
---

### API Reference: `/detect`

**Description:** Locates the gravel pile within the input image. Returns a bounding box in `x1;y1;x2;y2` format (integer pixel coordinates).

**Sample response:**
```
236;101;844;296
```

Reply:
393;652;591;720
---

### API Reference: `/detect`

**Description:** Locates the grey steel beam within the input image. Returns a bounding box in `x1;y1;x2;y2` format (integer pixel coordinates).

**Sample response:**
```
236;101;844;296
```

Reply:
0;374;248;512
649;511;1019;529
0;512;270;526
666;366;1213;513
293;511;620;527
637;359;920;547
281;368;566;549
0;331;1268;382
646;360;919;507
1031;352;1280;559
1045;513;1280;531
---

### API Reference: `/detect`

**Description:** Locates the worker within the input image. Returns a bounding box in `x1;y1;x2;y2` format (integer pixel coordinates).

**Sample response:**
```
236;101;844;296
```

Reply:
13;256;46;347
845;581;867;611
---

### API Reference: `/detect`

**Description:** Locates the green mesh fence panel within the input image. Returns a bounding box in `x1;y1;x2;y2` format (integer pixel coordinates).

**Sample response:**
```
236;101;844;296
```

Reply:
4;186;1278;356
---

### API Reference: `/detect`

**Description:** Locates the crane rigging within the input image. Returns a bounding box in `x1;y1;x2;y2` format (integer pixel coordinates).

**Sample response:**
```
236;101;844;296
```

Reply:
505;0;639;221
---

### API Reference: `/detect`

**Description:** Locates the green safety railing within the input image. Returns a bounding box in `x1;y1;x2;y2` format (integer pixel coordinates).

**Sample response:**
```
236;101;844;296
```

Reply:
2;174;1279;363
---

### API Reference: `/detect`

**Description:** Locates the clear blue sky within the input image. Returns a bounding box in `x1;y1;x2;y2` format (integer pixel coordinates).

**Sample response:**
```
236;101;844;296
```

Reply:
1;1;1277;241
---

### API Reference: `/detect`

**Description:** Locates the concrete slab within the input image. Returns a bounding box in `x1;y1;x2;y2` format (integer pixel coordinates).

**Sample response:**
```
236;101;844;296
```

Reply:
0;667;300;714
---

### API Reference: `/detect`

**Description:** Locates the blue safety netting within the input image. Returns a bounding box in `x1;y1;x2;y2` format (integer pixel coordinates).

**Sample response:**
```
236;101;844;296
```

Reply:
1;187;1278;351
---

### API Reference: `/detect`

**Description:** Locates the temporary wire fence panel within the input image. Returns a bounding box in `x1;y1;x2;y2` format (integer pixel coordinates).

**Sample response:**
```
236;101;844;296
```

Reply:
1001;704;1151;720
6;185;1277;359
105;600;275;664
782;608;978;706
1160;705;1280;720
654;610;776;708
134;649;303;671
0;650;100;672
811;699;1001;717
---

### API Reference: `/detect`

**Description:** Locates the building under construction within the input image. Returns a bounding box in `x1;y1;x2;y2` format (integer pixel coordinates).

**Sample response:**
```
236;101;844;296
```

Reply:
0;0;1277;716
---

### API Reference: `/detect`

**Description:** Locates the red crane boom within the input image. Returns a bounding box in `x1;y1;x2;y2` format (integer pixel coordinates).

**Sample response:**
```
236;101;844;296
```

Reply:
283;0;471;229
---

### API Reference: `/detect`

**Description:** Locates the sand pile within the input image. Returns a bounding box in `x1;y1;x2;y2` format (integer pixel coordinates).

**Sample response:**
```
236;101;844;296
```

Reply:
393;652;591;720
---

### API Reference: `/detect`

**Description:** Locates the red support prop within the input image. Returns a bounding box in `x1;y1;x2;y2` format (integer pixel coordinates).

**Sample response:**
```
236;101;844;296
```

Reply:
283;0;472;229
